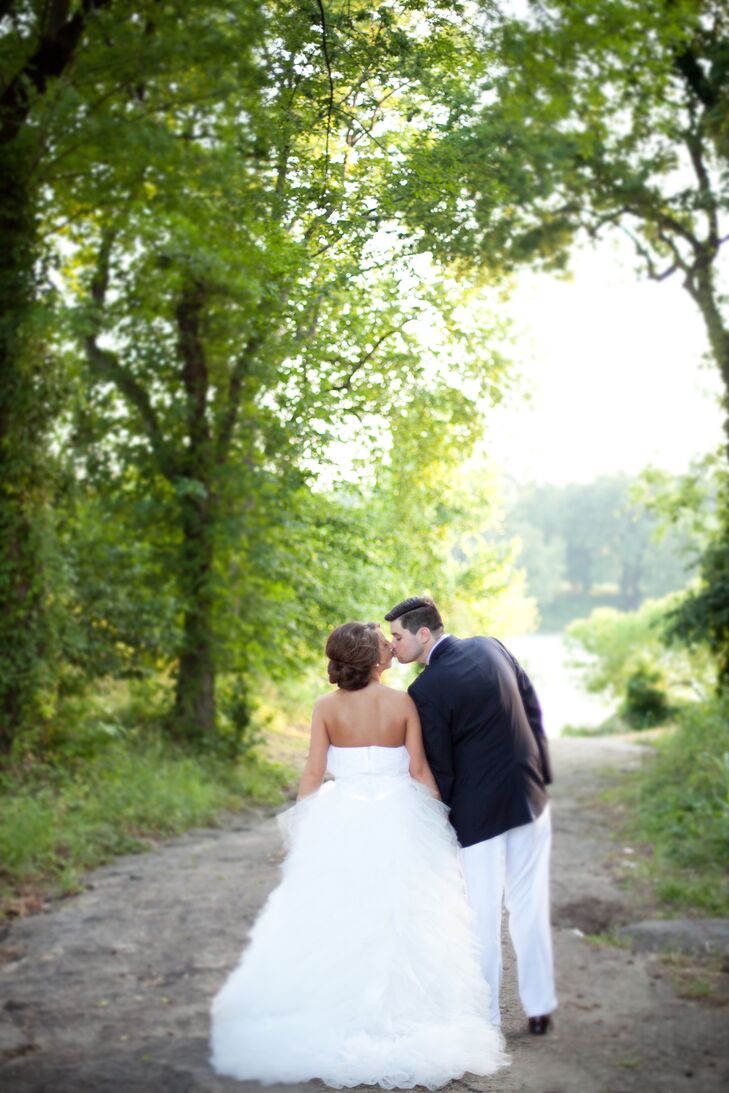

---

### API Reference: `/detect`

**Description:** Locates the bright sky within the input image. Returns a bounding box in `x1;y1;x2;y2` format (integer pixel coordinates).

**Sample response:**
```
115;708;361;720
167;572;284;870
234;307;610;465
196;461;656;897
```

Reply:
485;238;726;485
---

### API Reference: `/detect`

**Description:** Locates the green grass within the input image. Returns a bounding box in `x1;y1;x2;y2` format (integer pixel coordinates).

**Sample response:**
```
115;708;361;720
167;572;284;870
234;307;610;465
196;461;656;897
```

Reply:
614;699;729;916
0;731;293;913
561;714;627;737
562;711;681;739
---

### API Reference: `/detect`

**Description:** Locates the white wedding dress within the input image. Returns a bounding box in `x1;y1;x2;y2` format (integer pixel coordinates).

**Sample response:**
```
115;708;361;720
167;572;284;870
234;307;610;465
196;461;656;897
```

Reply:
210;744;508;1089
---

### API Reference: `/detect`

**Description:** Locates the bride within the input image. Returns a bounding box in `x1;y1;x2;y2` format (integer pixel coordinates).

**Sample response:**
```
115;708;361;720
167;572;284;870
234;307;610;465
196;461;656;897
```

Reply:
210;621;508;1089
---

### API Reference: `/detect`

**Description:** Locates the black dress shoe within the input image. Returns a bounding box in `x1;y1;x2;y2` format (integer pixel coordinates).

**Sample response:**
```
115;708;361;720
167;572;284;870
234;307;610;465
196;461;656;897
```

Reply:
528;1015;552;1035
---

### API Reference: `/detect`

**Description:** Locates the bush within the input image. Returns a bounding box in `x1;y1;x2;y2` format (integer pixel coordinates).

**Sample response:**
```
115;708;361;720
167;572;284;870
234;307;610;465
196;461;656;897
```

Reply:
566;596;715;711
0;729;293;911
619;698;729;914
215;675;262;759
620;664;674;728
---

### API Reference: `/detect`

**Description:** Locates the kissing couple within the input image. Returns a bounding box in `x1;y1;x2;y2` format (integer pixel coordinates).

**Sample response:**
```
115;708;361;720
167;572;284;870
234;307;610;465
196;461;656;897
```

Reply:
211;596;557;1089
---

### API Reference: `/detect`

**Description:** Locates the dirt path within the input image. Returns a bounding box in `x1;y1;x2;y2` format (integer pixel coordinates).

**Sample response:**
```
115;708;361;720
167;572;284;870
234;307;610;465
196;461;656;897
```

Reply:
1;736;727;1093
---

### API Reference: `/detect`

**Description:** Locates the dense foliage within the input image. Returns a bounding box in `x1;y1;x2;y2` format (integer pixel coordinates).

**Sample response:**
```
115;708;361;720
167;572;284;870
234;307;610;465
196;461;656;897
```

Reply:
617;697;729;914
0;1;518;753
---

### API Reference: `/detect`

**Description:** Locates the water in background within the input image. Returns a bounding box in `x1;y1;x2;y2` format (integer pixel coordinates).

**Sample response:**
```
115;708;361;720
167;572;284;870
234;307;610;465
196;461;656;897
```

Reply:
505;633;614;738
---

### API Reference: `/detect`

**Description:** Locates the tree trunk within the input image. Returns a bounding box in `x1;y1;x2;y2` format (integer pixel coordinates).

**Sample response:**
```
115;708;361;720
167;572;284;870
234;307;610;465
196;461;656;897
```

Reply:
0;155;55;753
174;491;216;741
172;279;216;740
683;264;729;688
684;261;729;459
0;0;114;752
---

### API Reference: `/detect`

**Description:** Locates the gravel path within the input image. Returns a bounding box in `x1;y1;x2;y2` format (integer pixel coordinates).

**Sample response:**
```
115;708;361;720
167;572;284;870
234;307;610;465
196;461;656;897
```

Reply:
1;736;727;1093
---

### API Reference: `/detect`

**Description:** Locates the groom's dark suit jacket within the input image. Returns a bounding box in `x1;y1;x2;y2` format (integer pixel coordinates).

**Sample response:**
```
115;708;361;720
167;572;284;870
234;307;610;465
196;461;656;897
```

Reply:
408;635;552;848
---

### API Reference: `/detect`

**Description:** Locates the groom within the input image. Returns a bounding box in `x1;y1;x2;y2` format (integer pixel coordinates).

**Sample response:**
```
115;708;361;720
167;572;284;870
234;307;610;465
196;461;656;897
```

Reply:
385;596;557;1034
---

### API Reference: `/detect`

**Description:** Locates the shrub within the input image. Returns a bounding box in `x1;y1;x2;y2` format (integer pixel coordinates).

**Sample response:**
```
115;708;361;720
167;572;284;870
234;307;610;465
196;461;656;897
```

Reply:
0;730;293;909
619;698;729;914
566;595;715;713
620;664;674;728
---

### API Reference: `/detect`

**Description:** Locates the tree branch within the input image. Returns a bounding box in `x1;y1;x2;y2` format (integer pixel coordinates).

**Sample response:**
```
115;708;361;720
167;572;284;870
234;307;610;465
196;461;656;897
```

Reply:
324;326;406;392
215;329;264;465
336;108;391;154
623;196;702;253
617;224;681;281
683;121;720;252
315;0;335;195
0;0;113;145
83;229;177;481
293;290;328;345
674;46;719;111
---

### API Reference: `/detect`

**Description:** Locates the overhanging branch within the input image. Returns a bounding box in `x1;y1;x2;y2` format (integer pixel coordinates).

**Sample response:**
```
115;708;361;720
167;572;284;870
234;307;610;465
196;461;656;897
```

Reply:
315;0;335;195
0;0;113;145
325;325;406;393
215;329;265;465
83;230;177;481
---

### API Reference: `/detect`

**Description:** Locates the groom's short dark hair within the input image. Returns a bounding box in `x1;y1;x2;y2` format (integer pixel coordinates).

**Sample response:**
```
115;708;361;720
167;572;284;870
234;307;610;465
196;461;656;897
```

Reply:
385;596;443;635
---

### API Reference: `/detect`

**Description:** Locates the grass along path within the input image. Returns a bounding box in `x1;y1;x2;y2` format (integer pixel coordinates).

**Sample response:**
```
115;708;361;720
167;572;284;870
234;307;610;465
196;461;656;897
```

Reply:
0;735;291;918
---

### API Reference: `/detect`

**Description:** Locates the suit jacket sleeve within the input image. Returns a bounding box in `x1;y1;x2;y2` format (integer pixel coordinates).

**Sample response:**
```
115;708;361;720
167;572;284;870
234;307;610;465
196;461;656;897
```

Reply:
494;639;553;785
408;685;455;805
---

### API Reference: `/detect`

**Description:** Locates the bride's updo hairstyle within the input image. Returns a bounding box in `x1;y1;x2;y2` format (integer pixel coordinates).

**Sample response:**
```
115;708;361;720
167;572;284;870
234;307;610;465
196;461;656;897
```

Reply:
326;622;379;691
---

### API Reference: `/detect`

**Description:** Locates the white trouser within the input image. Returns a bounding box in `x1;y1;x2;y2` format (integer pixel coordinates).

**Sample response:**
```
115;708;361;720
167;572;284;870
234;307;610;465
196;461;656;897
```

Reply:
459;805;557;1025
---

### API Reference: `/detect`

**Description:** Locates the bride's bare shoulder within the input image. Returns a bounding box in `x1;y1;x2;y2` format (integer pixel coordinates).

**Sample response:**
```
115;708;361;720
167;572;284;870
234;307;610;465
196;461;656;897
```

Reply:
314;690;338;710
379;684;414;707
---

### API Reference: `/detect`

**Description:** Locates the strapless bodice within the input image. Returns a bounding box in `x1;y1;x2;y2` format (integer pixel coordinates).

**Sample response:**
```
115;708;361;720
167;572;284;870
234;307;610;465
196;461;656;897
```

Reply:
326;744;410;778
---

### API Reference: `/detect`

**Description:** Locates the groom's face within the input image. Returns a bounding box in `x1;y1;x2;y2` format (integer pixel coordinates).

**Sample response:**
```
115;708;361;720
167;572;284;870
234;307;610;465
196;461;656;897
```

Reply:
389;619;424;664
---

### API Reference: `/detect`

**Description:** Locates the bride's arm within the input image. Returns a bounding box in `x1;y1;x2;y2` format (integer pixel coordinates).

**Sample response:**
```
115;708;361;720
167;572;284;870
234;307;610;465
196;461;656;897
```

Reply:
297;699;330;800
404;696;441;799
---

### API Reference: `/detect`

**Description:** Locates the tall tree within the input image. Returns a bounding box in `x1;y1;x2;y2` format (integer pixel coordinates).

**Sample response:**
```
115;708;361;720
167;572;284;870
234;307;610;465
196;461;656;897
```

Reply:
56;1;507;740
0;0;120;749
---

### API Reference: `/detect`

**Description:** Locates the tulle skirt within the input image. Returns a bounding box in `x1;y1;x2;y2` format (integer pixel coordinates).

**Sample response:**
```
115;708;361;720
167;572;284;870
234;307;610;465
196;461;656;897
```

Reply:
210;773;509;1088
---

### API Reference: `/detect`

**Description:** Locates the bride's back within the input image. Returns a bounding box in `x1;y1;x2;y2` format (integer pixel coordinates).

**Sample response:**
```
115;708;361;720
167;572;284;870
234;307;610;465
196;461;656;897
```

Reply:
320;683;409;748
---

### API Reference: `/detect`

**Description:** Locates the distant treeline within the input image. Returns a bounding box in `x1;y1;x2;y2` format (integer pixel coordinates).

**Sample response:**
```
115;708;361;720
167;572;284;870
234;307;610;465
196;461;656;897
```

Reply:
501;474;705;630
